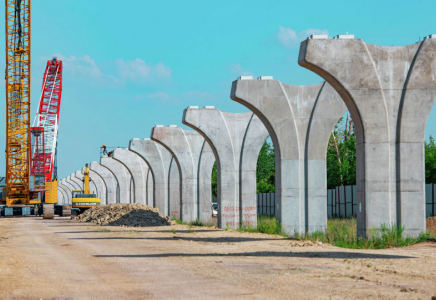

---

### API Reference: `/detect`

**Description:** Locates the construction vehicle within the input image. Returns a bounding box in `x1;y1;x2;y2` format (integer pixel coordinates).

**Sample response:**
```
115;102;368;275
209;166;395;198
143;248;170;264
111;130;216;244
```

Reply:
1;0;32;215
1;0;67;218
71;164;100;215
30;57;66;217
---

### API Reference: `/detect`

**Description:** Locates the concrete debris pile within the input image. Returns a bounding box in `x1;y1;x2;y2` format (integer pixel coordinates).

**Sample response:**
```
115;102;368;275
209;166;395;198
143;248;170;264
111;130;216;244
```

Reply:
74;203;173;227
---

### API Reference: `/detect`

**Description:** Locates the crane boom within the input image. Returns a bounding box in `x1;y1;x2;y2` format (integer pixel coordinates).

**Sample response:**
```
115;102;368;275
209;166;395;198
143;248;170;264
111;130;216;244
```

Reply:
5;0;31;205
31;58;63;183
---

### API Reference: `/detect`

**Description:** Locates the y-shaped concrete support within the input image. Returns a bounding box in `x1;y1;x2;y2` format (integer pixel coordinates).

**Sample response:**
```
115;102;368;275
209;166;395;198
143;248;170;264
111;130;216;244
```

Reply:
299;34;436;237
61;178;75;197
57;187;65;204
90;161;119;204
129;138;175;216
58;181;72;204
101;156;132;204
151;126;204;223
183;108;269;228
82;167;107;205
57;184;67;203
70;173;83;190
231;78;346;234
67;175;81;190
112;148;151;205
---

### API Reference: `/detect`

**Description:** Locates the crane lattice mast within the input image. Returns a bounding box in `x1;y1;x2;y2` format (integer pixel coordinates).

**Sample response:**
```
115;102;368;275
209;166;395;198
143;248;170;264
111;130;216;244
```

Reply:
5;0;31;205
31;58;63;183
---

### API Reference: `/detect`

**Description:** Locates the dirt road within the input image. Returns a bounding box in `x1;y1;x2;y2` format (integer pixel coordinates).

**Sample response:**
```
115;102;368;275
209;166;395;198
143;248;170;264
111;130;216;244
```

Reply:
0;217;435;299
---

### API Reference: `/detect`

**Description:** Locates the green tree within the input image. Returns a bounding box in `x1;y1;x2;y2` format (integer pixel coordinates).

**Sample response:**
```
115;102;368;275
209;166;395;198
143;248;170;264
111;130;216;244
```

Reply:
327;115;356;189
256;141;275;193
425;135;436;184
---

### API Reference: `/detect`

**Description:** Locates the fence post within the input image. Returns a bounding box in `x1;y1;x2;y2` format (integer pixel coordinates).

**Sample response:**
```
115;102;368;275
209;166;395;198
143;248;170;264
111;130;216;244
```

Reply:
272;193;275;215
344;185;347;218
351;185;354;216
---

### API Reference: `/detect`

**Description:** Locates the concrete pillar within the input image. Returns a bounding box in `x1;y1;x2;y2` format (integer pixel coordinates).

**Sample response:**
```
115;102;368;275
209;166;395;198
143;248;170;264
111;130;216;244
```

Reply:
90;161;119;204
83;167;107;205
198;141;215;224
129;138;175;216
58;183;70;204
67;175;80;190
183;108;269;229
298;34;436;237
151;126;198;222
231;78;346;234
100;156;132;204
70;173;83;190
61;178;75;203
151;126;216;223
168;156;180;219
112;148;150;205
146;169;153;206
57;186;64;204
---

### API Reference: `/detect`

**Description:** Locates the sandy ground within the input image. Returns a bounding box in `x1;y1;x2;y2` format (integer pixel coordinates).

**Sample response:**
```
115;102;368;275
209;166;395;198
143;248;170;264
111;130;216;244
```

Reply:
0;217;435;300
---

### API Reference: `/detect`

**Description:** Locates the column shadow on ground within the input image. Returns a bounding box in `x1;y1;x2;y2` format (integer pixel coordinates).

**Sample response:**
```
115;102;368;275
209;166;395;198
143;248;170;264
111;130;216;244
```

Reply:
94;252;414;259
69;236;283;243
55;229;221;233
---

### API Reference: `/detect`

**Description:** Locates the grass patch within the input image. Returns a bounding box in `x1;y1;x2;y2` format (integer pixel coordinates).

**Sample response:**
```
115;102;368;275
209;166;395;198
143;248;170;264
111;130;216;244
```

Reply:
189;219;205;226
239;215;285;236
303;218;434;249
97;227;111;232
238;215;435;249
173;217;212;227
172;216;186;225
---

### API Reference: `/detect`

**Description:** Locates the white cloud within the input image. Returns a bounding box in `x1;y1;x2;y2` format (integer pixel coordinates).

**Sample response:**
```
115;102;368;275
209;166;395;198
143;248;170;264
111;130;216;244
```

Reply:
230;63;253;76
116;58;151;82
40;54;172;86
146;92;172;102
155;62;172;79
277;26;329;48
116;59;172;83
138;90;216;104
41;53;121;87
52;54;103;78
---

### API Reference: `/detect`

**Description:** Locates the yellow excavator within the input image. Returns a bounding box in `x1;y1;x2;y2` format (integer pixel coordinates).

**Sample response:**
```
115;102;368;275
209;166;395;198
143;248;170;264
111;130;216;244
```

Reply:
71;164;100;215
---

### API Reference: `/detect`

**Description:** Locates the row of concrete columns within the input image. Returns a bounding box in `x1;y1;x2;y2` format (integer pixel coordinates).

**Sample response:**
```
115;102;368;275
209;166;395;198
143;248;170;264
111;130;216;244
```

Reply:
59;34;436;238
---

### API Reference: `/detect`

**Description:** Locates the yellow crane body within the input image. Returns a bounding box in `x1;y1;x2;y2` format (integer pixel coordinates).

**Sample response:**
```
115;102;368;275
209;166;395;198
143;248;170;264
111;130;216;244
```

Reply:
4;0;31;205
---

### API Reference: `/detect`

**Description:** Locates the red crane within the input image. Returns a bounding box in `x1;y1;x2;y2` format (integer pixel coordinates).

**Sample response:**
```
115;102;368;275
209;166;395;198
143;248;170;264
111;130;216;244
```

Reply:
30;58;63;186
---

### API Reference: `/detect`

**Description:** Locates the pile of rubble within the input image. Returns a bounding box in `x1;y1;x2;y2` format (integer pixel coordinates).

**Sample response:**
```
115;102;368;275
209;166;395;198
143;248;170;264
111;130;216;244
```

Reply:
73;203;173;227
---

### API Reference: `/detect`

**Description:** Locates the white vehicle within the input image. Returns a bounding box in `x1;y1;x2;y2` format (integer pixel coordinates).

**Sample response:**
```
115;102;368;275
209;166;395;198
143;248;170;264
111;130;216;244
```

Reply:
212;203;218;217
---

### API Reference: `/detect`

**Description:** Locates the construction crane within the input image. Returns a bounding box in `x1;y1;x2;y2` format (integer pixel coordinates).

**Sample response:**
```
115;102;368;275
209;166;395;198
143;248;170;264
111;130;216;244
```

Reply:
4;0;31;206
2;0;67;218
30;58;63;206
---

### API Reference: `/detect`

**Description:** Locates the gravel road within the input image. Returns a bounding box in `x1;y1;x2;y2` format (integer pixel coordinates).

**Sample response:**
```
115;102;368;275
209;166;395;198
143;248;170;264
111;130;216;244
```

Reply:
0;217;435;299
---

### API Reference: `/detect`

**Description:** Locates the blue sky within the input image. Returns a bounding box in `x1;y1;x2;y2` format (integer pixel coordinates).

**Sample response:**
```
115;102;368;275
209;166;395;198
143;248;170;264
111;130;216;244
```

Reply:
0;0;435;179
